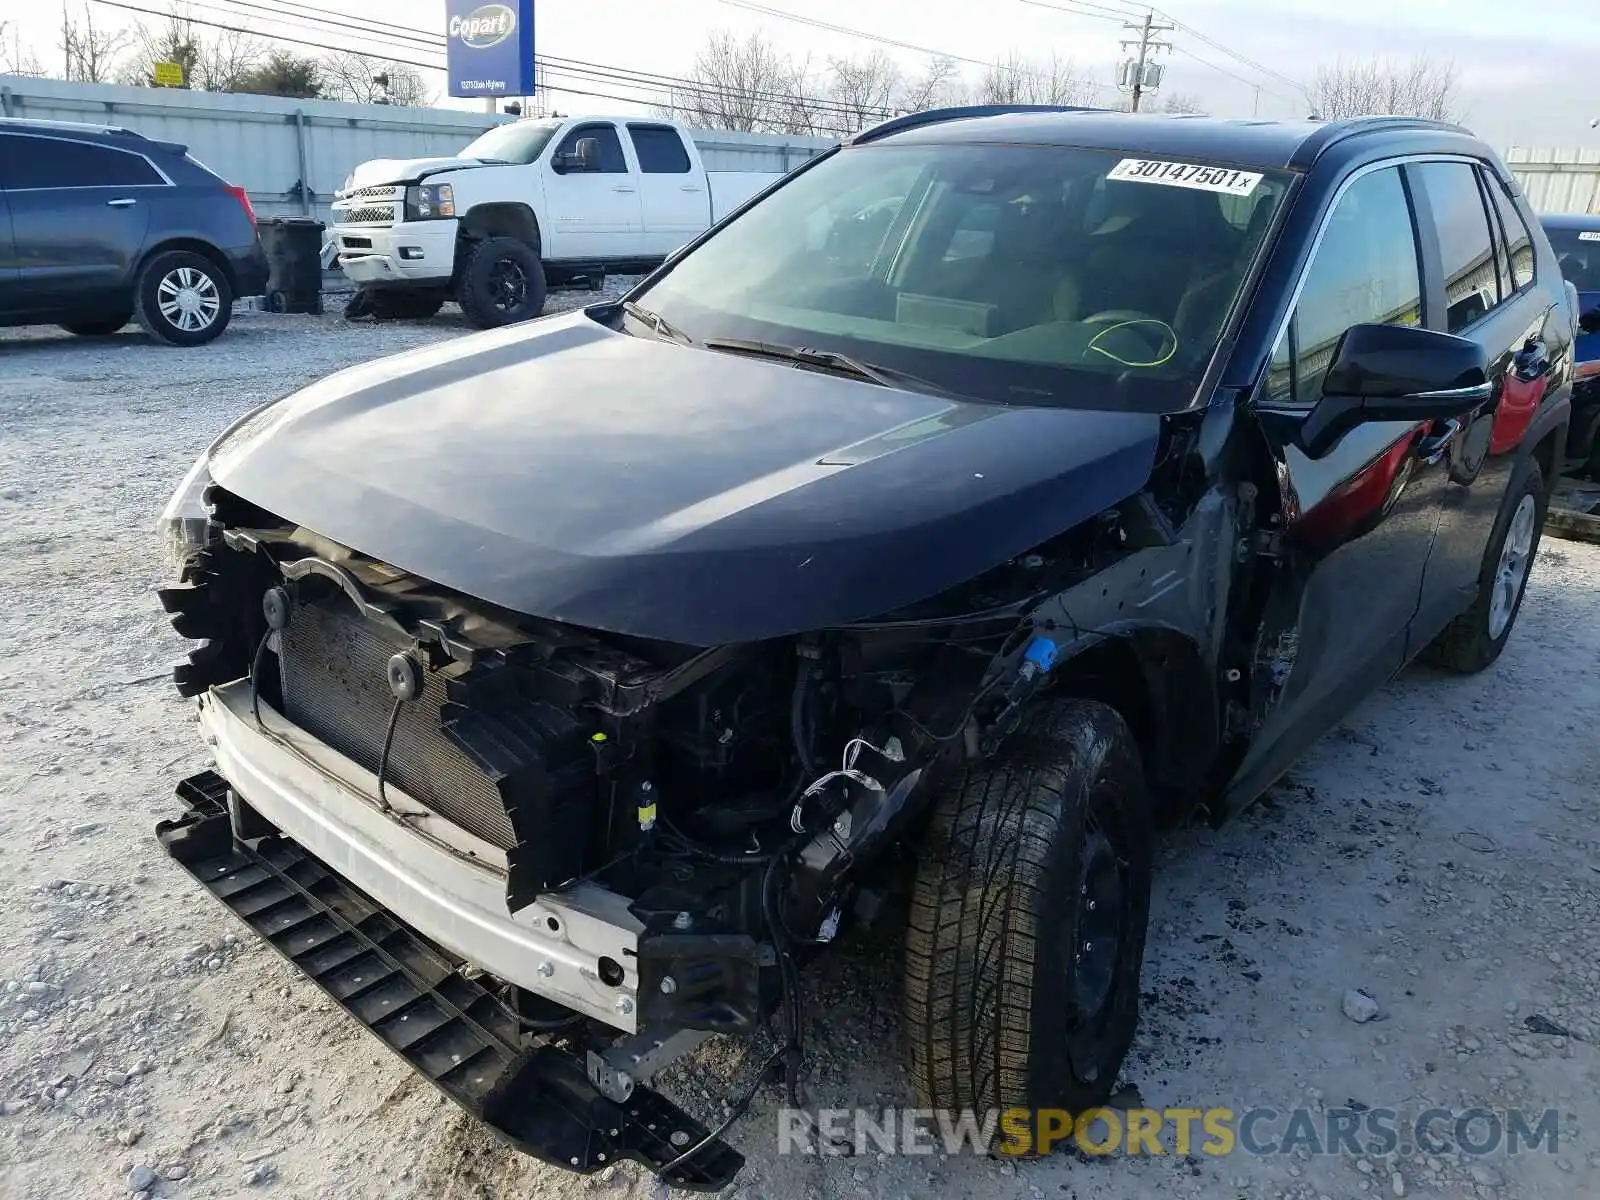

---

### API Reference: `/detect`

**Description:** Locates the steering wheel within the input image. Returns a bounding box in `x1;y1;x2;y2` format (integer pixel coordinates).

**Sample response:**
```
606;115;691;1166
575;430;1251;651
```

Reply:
1083;309;1163;327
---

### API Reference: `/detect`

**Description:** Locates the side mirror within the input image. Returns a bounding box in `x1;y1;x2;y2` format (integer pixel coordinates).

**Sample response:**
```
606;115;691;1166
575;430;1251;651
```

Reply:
1301;323;1491;458
552;137;601;174
1580;308;1600;334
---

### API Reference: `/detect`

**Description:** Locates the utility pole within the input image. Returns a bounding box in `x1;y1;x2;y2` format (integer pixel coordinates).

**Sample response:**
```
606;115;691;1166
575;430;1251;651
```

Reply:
1120;10;1173;113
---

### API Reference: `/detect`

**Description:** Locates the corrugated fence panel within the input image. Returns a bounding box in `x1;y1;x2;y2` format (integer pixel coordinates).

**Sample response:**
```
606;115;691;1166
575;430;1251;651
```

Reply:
0;74;510;226
1;75;835;227
1503;147;1600;216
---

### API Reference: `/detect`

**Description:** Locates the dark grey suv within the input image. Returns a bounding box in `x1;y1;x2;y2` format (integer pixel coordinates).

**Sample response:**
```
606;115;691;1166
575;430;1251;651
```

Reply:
0;118;268;345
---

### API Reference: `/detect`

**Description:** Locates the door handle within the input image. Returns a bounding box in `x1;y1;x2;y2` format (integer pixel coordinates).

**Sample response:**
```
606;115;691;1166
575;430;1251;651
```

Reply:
1415;418;1463;465
680;185;704;193
106;198;138;207
612;185;636;193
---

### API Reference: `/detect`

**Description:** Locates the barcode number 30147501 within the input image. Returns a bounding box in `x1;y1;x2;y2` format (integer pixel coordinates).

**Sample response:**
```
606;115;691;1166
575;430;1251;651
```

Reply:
1106;158;1264;197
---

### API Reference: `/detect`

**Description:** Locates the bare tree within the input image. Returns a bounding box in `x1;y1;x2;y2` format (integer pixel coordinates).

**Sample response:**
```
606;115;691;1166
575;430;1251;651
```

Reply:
119;10;263;91
322;52;430;106
1160;92;1206;115
826;51;901;134
60;3;130;83
975;51;1098;107
1309;55;1459;122
2;20;48;76
897;55;965;114
663;31;792;132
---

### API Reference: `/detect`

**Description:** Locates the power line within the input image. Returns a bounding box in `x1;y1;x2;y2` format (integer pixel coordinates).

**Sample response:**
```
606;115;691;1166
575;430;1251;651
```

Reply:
719;0;1014;73
94;0;892;122
1150;6;1309;100
1013;0;1126;25
1168;44;1295;107
720;0;1122;97
89;0;675;107
1017;0;1144;23
213;0;892;120
1018;0;1309;109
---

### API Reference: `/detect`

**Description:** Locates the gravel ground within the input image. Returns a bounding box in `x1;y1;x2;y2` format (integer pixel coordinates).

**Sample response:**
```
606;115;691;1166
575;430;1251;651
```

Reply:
2;298;1598;1200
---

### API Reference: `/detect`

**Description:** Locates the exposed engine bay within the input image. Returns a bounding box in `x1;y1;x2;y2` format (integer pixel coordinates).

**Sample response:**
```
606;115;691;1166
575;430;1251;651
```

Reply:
157;479;1175;1112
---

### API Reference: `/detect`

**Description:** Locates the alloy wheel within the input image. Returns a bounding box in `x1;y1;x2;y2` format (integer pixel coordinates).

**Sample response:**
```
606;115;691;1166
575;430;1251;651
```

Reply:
1487;492;1537;640
156;266;222;333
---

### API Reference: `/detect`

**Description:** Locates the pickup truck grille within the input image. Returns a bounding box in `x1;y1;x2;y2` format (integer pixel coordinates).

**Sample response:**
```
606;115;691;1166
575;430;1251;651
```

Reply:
277;601;518;850
346;184;400;200
337;204;398;226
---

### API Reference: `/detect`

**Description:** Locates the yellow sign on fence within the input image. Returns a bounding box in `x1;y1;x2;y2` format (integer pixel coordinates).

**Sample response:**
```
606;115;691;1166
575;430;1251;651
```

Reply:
153;61;185;88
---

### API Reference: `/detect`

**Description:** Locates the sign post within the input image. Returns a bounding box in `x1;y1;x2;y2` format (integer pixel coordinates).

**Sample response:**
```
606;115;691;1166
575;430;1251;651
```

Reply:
152;61;186;88
445;0;535;100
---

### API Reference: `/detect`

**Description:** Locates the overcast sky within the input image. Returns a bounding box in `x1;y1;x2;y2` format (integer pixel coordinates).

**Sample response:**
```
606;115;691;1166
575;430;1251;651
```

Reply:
7;0;1600;148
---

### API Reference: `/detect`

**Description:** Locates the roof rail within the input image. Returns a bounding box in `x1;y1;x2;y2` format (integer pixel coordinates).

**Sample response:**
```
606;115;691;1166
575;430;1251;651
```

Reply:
1292;114;1472;168
850;104;1105;145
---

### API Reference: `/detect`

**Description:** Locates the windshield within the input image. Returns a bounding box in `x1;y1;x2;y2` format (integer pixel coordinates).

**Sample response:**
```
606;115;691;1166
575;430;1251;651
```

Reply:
634;142;1290;410
460;119;562;165
1546;225;1600;292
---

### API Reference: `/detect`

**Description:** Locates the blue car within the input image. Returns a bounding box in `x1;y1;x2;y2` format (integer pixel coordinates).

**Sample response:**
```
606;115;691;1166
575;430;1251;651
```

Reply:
1542;213;1600;472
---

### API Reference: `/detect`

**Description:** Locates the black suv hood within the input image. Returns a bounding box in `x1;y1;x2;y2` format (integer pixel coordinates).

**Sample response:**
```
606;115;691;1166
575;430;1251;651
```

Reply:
209;312;1161;646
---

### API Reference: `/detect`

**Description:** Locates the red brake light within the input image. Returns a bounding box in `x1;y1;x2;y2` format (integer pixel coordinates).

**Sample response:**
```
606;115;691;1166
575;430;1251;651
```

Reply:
225;184;257;226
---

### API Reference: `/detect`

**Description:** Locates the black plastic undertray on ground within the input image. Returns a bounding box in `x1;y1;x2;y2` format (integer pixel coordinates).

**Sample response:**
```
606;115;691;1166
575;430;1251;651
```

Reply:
156;771;743;1191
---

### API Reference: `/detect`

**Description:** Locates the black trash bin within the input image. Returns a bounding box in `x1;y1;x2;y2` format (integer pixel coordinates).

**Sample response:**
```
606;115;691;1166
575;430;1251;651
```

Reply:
258;216;325;315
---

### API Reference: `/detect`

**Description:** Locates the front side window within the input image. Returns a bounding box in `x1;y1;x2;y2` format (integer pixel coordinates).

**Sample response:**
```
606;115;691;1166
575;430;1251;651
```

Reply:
628;125;691;174
1274;166;1423;404
1413;161;1501;334
635;143;1291;411
1;136;164;189
554;125;627;174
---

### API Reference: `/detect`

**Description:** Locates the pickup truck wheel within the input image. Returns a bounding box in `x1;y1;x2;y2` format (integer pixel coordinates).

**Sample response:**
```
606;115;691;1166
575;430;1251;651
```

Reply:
1421;460;1545;674
904;699;1152;1130
60;312;132;336
134;250;233;346
456;237;546;328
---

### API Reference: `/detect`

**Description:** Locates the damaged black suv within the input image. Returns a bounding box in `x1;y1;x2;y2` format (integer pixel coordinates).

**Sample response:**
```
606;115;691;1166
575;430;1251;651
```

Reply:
155;106;1573;1187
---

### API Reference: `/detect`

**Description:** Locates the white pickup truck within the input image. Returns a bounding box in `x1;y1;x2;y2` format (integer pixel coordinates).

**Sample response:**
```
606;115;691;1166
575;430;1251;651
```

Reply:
331;115;787;327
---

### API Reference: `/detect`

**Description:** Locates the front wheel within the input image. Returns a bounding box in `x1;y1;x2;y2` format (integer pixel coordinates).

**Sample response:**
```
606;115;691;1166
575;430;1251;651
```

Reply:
455;237;546;329
904;699;1153;1131
134;250;233;346
1422;460;1545;673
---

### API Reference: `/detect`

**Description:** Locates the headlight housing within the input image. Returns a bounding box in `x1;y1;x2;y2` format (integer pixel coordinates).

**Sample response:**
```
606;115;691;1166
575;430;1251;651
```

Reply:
404;182;456;221
156;452;215;577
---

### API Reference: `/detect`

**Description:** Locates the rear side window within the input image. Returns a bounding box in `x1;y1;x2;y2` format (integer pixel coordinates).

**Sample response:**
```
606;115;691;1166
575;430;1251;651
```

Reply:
627;125;691;174
1413;161;1500;334
0;135;165;189
1269;166;1423;405
554;125;628;174
1485;176;1536;291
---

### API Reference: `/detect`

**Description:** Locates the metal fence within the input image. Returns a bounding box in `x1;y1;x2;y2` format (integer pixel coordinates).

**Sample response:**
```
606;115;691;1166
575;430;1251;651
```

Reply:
0;74;834;228
1503;147;1600;216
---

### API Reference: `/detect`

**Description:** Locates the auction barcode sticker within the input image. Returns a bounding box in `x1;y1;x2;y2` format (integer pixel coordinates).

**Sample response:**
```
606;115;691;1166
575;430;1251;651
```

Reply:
1106;158;1263;196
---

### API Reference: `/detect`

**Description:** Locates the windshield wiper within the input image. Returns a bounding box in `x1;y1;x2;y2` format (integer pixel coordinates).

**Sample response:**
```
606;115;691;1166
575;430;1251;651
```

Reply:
701;338;957;397
622;300;693;346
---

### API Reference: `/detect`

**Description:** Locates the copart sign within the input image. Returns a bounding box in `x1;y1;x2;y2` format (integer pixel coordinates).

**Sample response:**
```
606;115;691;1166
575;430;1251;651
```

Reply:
446;0;535;98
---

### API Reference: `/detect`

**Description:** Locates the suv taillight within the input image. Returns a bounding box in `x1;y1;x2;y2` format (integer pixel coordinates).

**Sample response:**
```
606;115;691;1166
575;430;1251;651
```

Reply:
225;184;257;226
